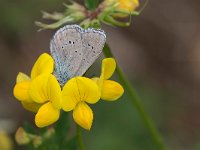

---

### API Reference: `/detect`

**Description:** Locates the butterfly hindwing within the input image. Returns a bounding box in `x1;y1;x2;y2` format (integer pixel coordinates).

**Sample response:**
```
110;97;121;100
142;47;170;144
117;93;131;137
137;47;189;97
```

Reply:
50;25;83;86
75;29;106;76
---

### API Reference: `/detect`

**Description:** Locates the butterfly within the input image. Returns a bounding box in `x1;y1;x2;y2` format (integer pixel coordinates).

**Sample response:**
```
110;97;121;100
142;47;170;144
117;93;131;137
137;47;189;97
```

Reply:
50;25;106;86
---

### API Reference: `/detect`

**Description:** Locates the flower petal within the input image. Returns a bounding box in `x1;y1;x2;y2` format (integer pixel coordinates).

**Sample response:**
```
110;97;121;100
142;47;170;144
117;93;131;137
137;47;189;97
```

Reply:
62;77;100;112
101;80;124;101
31;53;54;79
118;0;139;12
62;79;79;112
73;102;93;130
91;77;101;91
35;102;60;128
76;77;101;104
13;81;32;102
29;74;49;104
100;58;116;80
21;101;42;113
47;75;62;109
16;72;30;83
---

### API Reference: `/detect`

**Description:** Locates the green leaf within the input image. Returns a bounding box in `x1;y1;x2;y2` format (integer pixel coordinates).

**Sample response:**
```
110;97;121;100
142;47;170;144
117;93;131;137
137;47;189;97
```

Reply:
84;0;99;10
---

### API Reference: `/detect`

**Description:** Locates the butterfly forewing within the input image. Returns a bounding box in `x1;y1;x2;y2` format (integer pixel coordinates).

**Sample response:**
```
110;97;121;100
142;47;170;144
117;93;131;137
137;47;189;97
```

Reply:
50;25;83;86
75;29;106;76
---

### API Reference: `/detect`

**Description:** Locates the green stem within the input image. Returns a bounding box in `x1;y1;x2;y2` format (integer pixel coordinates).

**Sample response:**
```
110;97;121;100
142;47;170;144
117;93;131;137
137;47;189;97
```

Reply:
76;125;84;150
103;44;166;150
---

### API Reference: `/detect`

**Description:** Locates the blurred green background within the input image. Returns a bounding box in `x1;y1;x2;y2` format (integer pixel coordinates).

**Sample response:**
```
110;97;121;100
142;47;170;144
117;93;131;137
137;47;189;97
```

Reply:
1;0;200;150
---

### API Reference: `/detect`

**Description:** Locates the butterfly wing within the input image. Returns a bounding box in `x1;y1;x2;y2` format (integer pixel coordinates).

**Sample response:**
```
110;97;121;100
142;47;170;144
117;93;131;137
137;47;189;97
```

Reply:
75;29;106;76
50;25;83;86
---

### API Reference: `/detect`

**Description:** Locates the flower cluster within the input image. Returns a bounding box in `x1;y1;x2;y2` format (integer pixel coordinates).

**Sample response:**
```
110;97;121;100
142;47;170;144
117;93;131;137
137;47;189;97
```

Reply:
35;0;140;30
13;53;124;130
15;127;55;148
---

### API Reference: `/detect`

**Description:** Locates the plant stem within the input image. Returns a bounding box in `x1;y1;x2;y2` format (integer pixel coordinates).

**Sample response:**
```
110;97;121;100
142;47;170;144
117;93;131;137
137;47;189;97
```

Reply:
76;125;84;150
103;44;166;150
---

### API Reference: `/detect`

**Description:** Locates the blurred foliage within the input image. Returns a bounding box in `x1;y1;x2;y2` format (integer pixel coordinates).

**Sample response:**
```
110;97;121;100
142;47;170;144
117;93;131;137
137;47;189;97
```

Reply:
18;112;78;150
83;76;165;150
0;0;65;35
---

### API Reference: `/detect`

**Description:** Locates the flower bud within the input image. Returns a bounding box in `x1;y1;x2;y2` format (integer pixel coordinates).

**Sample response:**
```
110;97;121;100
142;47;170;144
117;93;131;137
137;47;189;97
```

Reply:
15;127;30;145
103;0;139;17
32;136;42;148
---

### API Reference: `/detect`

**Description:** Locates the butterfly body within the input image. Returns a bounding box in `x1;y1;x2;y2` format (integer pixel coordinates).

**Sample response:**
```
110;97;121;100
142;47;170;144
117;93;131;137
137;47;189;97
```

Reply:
50;25;106;86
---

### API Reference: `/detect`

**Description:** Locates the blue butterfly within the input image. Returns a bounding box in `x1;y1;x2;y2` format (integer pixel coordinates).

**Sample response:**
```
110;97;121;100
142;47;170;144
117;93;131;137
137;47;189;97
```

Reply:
50;25;106;86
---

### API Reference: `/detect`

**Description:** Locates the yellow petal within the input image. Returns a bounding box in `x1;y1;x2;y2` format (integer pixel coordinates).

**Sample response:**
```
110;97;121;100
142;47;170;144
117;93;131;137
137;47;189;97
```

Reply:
29;74;61;108
91;77;101;91
35;102;60;128
101;58;116;80
31;53;54;79
62;77;100;111
75;77;101;104
101;80;124;101
118;0;139;12
13;81;32;102
29;74;49;104
104;0;139;17
47;75;62;109
21;101;42;113
73;102;93;130
16;72;31;83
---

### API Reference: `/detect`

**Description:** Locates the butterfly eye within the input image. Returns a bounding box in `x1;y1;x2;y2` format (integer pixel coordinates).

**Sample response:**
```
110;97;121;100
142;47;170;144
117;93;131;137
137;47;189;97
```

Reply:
75;51;77;53
92;46;94;49
69;41;71;44
88;43;90;46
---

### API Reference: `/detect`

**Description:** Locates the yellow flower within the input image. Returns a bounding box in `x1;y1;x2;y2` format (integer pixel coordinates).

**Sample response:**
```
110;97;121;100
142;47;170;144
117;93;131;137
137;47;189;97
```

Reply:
118;0;139;12
13;53;54;112
29;74;62;127
103;0;139;18
106;0;139;12
13;53;61;127
93;58;124;101
62;77;101;130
